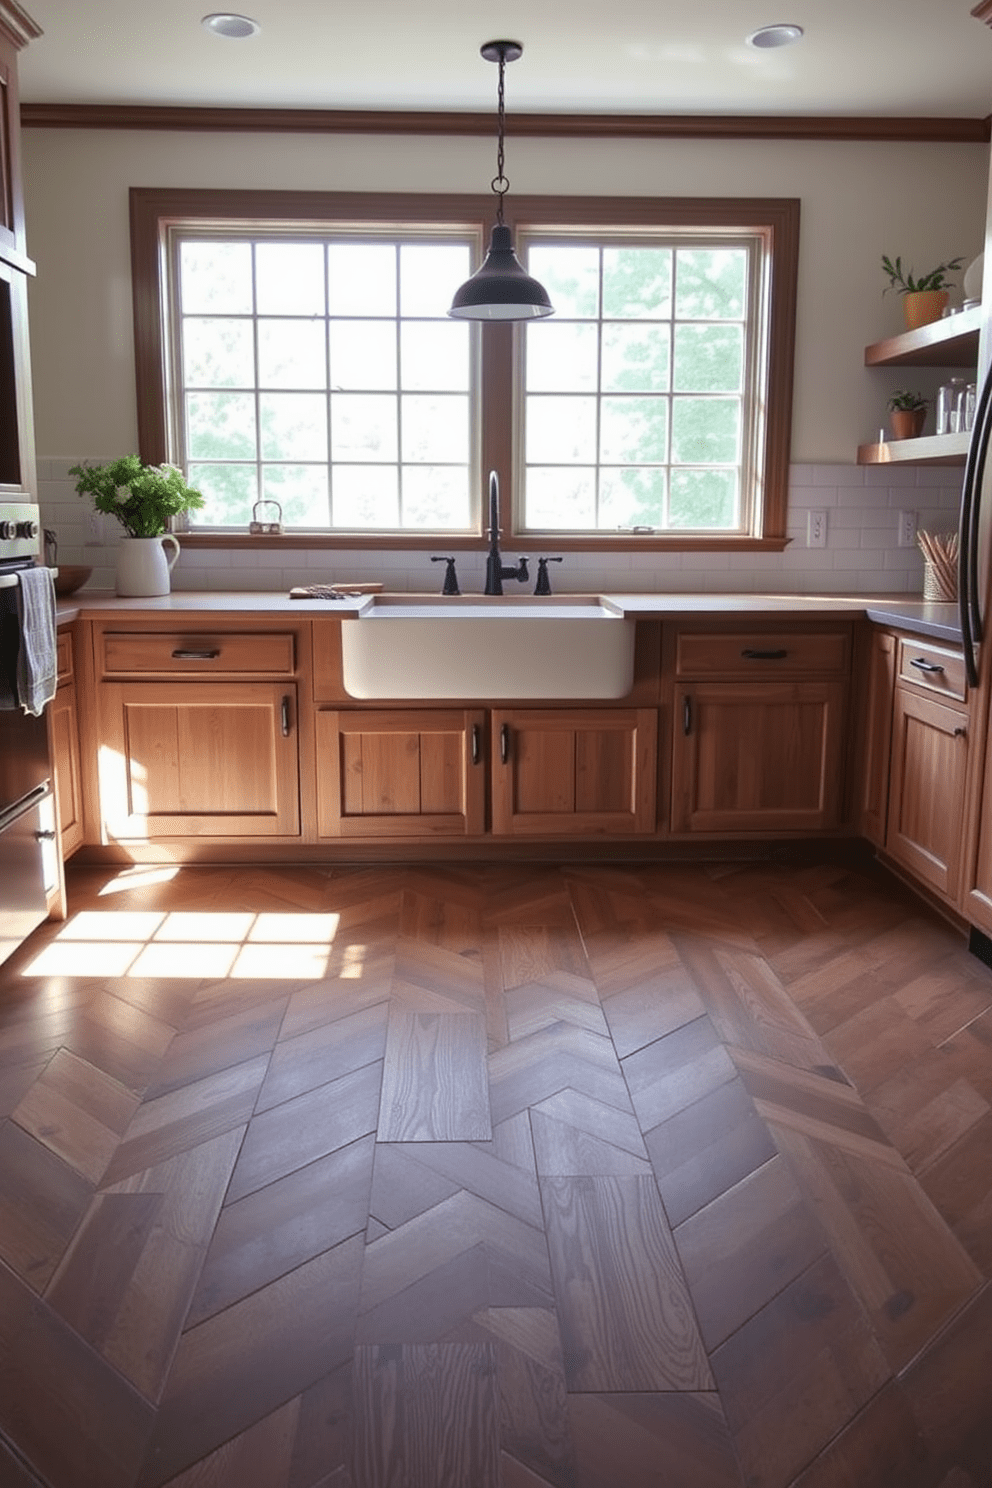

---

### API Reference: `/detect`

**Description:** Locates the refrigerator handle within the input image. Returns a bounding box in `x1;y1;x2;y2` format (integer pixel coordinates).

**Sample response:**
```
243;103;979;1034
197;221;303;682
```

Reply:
958;355;992;686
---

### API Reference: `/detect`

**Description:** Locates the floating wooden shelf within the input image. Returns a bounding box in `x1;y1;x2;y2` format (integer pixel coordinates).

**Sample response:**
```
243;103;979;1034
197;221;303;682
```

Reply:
864;306;982;368
857;432;970;467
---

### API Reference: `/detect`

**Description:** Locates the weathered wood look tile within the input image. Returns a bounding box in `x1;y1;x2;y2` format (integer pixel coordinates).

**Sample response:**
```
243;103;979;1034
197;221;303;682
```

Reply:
568;1391;742;1488
3;855;992;1488
138;1235;364;1487
0;1255;155;1488
352;1343;500;1488
12;1047;140;1183
187;1132;374;1328
378;1012;491;1142
226;1060;381;1203
540;1174;713;1392
0;1118;93;1289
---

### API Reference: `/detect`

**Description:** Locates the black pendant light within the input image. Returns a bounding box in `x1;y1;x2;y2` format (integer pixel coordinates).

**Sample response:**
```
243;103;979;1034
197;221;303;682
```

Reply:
449;41;554;322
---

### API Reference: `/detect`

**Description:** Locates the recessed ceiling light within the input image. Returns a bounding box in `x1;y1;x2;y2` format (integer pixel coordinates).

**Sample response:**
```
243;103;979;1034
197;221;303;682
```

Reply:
746;23;804;49
201;13;260;39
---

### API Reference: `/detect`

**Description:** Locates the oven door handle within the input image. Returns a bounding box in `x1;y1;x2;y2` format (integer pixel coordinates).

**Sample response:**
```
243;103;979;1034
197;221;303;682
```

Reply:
0;781;50;834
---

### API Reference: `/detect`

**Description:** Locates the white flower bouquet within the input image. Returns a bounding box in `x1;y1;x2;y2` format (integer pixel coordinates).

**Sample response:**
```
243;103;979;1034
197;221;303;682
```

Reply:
70;455;205;538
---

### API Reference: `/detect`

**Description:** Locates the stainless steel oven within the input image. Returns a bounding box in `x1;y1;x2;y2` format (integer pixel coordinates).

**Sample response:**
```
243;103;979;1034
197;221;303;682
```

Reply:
0;502;58;967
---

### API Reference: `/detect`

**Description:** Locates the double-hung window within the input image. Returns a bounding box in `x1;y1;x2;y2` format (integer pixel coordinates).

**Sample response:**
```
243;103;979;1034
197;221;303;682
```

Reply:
132;189;798;548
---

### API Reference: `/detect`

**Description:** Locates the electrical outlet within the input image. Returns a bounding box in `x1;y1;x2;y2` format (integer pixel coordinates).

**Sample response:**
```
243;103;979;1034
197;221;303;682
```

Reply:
898;510;917;548
84;511;103;545
807;510;827;548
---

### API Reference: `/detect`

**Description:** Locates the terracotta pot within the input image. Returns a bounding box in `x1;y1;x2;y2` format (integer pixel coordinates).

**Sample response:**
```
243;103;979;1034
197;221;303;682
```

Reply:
889;408;927;441
902;290;948;331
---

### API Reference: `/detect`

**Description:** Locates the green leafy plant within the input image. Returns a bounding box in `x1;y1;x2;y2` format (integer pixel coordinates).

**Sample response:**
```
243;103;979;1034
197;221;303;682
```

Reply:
887;389;928;412
69;456;205;537
881;254;964;295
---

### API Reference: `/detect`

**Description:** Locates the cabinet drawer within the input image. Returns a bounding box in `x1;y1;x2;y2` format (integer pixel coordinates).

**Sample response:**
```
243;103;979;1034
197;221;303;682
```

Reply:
896;637;967;703
675;630;849;677
56;629;74;687
98;630;296;677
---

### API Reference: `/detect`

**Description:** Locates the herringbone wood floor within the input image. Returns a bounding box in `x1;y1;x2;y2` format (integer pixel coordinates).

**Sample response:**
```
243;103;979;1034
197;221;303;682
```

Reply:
1;851;991;1487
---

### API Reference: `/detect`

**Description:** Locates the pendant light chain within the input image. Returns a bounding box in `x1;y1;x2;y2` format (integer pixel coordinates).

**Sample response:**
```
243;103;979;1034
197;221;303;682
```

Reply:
491;46;509;225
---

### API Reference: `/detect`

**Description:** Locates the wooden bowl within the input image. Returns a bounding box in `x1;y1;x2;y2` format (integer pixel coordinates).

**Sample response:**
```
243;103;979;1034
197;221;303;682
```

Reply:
54;564;93;596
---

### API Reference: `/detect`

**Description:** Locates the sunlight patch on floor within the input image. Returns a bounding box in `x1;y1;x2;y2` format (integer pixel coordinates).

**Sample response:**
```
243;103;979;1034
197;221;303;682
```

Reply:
23;909;341;980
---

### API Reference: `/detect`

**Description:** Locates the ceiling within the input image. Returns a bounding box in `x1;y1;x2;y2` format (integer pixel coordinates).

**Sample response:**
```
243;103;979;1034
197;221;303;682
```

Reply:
14;0;992;120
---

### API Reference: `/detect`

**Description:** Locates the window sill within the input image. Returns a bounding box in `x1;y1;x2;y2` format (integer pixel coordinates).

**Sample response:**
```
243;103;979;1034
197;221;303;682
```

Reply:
177;531;791;553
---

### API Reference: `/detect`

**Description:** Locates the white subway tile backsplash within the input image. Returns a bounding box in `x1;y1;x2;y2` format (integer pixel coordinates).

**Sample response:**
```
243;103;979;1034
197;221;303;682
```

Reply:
39;460;961;599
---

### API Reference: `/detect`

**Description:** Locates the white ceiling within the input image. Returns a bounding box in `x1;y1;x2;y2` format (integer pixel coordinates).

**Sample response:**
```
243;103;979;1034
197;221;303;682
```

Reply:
15;0;992;119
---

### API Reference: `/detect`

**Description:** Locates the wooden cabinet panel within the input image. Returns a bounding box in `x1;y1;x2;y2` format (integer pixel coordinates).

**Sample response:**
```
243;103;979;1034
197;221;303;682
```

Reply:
671;681;846;834
675;630;849;677
99;630;295;677
857;629;896;847
316;709;486;838
491;708;657;837
886;688;968;900
49;682;83;858
97;681;300;839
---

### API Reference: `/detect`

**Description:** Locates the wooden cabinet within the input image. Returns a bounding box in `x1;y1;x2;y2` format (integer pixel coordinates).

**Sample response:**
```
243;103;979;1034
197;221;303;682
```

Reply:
0;8;39;501
90;620;302;843
855;628;896;847
886;687;969;900
315;708;485;838
48;628;83;858
671;626;850;835
857;307;980;469
491;708;657;837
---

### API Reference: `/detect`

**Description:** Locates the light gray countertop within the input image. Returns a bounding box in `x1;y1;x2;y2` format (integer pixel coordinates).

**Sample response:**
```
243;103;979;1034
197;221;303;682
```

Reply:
55;589;964;644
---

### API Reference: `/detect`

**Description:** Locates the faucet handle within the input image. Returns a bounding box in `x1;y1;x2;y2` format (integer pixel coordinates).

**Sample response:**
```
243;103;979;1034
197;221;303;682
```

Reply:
535;556;563;595
431;555;460;595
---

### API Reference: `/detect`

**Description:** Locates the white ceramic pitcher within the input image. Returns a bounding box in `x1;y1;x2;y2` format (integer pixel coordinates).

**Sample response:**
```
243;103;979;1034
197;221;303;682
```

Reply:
116;534;181;597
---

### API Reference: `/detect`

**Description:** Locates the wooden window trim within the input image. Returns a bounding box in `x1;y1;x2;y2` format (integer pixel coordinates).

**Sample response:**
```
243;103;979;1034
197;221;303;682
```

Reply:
130;187;799;551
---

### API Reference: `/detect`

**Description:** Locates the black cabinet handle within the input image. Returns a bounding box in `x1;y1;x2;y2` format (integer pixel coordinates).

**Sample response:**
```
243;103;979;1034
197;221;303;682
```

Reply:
500;723;510;764
683;696;692;735
954;726;967;738
910;657;945;674
172;648;221;660
741;648;788;660
471;723;480;765
281;696;291;737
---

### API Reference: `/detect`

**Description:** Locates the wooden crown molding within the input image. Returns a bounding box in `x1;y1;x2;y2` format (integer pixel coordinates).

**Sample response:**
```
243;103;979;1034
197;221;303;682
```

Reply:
20;101;992;144
0;0;41;51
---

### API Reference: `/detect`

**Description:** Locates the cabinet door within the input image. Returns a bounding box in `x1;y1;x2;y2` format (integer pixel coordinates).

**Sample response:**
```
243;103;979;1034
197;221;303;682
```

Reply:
886;688;968;900
491;708;657;837
97;681;300;839
49;683;84;857
671;681;846;834
857;629;896;846
316;709;486;838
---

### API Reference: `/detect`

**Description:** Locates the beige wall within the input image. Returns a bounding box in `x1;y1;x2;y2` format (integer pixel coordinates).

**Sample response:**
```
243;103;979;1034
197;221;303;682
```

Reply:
21;125;989;463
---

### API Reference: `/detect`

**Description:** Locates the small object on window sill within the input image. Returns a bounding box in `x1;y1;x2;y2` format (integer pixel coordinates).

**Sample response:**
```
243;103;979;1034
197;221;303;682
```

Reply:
617;525;656;534
249;499;283;535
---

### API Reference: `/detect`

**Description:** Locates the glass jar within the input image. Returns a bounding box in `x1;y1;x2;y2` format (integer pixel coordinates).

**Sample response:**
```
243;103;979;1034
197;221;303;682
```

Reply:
937;378;967;435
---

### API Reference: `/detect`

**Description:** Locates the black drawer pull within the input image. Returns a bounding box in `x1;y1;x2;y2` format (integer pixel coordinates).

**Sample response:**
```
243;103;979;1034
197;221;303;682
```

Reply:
471;723;480;765
500;723;510;764
172;648;221;660
741;648;788;660
954;726;967;738
910;657;945;675
683;696;692;735
281;696;291;737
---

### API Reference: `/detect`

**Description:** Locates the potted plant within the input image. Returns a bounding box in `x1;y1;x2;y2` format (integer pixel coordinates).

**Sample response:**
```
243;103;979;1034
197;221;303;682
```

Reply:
881;253;965;331
887;389;928;441
70;455;205;596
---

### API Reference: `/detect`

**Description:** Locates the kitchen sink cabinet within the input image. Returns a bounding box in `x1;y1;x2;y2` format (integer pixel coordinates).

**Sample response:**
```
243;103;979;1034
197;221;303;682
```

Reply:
491;707;658;837
669;625;851;835
315;707;486;838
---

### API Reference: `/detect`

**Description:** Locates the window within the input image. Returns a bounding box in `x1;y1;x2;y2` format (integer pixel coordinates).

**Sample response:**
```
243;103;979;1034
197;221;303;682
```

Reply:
132;189;798;549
